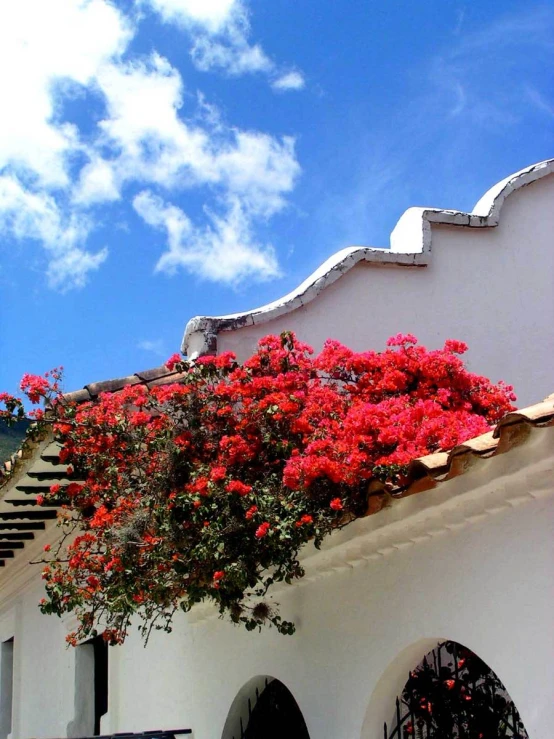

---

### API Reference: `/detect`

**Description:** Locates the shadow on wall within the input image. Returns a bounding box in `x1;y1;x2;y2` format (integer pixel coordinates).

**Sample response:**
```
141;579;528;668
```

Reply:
221;674;311;739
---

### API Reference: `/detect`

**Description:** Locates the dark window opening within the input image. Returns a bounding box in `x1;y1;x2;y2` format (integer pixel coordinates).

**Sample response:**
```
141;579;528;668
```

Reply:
89;635;108;735
241;679;310;739
0;637;14;739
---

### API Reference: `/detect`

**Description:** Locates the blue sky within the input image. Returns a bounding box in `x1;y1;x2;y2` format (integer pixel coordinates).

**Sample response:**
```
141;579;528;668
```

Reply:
0;0;552;396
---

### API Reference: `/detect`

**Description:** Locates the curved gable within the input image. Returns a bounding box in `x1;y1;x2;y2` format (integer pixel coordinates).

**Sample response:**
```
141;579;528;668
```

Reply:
183;159;554;404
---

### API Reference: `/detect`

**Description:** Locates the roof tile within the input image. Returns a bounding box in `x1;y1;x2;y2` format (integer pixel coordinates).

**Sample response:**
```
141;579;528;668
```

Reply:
135;365;175;383
84;375;142;397
62;389;92;404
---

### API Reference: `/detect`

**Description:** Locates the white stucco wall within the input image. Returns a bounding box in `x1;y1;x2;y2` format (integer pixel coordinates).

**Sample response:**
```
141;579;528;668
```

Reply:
1;428;552;739
2;161;553;739
186;166;554;407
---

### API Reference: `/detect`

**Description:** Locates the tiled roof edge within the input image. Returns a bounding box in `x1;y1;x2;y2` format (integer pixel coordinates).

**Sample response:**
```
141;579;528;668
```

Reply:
0;366;185;482
370;392;554;506
62;365;185;403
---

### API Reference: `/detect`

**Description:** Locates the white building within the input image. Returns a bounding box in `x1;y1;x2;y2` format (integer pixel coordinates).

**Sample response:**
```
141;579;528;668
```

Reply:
1;159;553;739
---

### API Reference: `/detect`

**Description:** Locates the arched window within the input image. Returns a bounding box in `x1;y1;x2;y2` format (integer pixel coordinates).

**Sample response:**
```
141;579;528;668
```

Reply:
223;677;310;739
383;641;528;739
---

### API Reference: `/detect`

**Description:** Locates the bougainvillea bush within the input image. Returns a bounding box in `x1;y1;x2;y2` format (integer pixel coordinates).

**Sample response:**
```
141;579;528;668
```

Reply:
0;333;515;645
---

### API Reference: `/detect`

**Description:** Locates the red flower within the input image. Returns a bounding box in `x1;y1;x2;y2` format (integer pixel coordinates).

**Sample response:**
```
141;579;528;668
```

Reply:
66;483;83;497
130;410;151;426
174;432;192;449
210;466;227;482
35;494;44;506
444;339;468;355
245;505;258;520
255;522;270;539
43;544;51;552
213;570;224;581
226;480;252;496
165;353;182;371
187;477;209;495
444;679;455;690
386;333;417;347
19;373;49;404
6;332;516;646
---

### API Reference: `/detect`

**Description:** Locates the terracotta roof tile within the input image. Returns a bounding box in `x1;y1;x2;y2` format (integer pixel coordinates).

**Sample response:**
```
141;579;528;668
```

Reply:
146;371;189;388
60;364;183;404
135;366;176;383
386;395;554;498
61;388;92;404
84;375;142;397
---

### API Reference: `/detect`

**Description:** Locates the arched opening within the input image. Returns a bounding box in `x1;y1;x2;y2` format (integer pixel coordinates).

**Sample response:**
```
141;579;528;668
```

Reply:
377;641;529;739
222;676;311;739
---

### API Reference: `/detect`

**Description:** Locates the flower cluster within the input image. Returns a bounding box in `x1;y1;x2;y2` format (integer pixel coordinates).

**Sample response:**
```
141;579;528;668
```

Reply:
0;333;515;644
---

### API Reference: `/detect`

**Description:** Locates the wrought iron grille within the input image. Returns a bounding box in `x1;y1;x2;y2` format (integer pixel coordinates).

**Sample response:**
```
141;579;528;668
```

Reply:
383;641;528;739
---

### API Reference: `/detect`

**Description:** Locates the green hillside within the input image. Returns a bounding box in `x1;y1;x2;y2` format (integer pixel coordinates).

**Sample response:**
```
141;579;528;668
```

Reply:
0;419;31;464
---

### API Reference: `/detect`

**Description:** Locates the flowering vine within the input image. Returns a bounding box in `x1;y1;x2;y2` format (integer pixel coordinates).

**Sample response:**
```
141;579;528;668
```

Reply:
0;333;515;645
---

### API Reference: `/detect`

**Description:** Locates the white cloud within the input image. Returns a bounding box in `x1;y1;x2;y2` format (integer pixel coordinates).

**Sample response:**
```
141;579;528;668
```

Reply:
191;36;272;76
214;132;299;214
83;52;300;209
0;0;131;186
74;157;120;204
0;0;128;287
0;0;302;289
133;191;280;283
272;71;305;91
0;175;106;289
47;246;108;290
143;0;304;85
97;53;299;286
143;0;240;33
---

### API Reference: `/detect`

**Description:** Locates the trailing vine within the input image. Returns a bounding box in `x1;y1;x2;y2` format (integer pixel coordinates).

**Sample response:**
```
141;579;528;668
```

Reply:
0;333;515;644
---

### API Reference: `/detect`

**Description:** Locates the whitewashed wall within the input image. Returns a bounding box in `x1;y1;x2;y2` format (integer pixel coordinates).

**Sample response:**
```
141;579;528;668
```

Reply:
2;161;553;739
185;164;554;407
2;428;552;739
